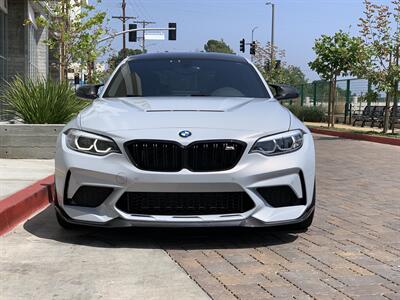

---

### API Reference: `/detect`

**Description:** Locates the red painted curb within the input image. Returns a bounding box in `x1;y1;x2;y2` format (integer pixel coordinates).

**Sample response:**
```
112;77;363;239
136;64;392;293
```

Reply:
0;175;55;236
310;128;400;146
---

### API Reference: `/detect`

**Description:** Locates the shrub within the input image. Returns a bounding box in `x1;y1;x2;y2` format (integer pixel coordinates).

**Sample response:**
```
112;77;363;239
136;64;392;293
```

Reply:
0;76;87;124
287;105;325;122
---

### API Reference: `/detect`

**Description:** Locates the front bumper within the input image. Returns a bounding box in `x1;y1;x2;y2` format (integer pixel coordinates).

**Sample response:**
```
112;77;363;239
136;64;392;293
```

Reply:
55;132;315;228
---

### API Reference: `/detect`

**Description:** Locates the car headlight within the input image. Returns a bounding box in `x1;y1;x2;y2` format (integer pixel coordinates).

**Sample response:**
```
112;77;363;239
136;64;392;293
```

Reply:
251;130;304;156
65;129;120;156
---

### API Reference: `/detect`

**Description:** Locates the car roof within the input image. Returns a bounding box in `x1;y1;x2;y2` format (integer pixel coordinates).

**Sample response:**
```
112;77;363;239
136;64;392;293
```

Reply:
126;52;248;63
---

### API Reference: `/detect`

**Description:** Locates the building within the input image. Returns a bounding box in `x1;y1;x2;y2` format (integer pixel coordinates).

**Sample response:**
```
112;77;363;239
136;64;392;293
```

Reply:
0;0;7;82
0;0;52;84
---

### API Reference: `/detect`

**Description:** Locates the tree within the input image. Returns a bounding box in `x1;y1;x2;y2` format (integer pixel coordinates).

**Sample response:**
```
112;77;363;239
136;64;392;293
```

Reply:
32;0;109;82
204;39;234;54
309;31;367;127
253;42;307;86
107;49;145;72
279;66;308;86
356;0;400;133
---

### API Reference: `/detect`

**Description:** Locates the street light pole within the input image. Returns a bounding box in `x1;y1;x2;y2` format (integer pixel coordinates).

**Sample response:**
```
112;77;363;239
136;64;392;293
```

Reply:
251;26;259;62
97;27;176;44
266;2;275;66
251;26;259;43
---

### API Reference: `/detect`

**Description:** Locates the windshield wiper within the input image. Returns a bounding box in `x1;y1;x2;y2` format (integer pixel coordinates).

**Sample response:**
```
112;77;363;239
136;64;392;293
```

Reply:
189;94;211;97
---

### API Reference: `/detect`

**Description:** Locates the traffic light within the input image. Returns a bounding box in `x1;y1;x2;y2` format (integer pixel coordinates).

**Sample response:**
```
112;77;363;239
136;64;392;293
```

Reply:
128;24;137;42
240;39;245;53
168;23;177;40
250;41;256;55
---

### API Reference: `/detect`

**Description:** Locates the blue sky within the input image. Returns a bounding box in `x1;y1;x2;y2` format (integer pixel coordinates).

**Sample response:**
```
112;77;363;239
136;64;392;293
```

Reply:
99;0;390;81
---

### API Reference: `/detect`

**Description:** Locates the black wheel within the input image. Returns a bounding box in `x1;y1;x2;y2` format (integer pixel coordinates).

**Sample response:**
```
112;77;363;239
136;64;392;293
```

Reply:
55;209;80;230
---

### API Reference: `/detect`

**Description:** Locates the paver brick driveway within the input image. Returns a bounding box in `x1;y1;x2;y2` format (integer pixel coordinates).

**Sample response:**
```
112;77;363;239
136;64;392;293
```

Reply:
1;134;399;299
163;135;400;300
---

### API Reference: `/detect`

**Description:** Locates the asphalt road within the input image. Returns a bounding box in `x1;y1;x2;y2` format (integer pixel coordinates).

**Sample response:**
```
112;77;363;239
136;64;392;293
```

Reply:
1;135;399;299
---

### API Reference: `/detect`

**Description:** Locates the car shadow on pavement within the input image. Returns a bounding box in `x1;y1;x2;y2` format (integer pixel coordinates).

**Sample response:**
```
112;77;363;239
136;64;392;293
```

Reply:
23;206;299;250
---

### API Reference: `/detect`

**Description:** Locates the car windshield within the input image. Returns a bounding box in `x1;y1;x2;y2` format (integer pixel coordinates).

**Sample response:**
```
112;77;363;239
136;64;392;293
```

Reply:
103;58;269;98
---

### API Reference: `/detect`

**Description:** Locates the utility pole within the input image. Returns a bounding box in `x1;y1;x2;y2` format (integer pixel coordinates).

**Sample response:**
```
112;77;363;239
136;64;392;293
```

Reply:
112;0;136;58
132;20;156;52
266;2;275;67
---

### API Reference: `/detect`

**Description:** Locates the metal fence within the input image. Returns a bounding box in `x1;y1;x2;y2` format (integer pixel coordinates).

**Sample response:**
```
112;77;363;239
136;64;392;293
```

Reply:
290;78;394;123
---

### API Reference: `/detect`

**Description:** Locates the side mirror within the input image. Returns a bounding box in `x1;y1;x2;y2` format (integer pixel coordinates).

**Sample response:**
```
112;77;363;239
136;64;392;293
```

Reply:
76;84;104;100
269;84;299;100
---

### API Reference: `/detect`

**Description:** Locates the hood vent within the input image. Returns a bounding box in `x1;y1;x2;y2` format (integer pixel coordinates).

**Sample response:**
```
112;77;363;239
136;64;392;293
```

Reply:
146;109;224;112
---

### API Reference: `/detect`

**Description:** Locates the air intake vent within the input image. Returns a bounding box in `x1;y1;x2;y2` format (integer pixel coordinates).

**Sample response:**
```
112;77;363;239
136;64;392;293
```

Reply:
116;192;255;215
257;186;305;208
65;186;113;207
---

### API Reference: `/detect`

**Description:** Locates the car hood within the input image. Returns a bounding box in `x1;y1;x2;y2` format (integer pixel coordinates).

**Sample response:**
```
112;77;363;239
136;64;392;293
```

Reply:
79;97;291;135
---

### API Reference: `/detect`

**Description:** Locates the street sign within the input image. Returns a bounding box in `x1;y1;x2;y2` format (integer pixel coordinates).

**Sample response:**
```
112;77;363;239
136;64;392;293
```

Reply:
144;32;165;40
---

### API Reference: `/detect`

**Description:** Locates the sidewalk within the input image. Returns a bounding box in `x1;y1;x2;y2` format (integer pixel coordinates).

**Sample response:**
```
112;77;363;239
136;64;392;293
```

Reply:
0;159;54;201
0;160;210;300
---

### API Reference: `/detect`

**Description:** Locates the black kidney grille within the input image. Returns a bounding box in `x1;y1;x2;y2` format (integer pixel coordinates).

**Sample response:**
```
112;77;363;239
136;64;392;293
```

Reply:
125;140;246;172
187;141;245;171
127;141;182;171
116;192;255;215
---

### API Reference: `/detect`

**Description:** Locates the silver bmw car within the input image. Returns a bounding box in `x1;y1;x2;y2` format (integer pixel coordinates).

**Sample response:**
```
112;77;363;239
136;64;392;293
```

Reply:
54;52;316;230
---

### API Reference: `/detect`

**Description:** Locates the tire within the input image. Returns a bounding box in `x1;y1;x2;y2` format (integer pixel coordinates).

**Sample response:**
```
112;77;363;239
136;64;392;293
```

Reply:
55;209;81;230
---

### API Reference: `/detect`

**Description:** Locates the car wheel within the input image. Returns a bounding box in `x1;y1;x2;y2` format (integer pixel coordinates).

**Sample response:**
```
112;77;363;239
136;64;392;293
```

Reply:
55;209;80;230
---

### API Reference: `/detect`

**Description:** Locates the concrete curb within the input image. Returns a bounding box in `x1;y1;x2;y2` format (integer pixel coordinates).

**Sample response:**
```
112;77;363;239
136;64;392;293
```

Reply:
0;175;54;236
310;127;400;146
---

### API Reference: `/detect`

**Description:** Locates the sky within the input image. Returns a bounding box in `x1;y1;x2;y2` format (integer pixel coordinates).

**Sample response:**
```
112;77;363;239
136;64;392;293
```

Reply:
98;0;392;81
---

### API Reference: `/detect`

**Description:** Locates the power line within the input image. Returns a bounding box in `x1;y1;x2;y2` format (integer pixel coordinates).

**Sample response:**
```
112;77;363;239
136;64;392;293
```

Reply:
112;0;136;57
136;0;153;20
127;0;145;19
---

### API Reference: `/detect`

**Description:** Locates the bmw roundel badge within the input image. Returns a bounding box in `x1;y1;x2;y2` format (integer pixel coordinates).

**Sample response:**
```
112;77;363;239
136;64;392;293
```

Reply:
179;130;192;138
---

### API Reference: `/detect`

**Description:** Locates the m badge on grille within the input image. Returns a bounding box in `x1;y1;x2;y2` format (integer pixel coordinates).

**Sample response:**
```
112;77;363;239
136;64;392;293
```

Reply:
225;145;236;151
